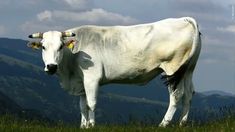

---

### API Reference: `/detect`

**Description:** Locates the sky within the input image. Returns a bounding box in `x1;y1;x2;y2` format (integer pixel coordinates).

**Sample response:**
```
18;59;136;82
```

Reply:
0;0;235;94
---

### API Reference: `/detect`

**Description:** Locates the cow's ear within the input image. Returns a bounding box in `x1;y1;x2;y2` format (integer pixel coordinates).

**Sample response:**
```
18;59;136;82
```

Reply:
65;40;76;50
27;41;42;50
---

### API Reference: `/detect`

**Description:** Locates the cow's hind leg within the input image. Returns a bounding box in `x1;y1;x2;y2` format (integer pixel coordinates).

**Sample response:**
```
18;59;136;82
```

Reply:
160;72;195;127
179;73;194;126
159;64;189;127
159;81;184;127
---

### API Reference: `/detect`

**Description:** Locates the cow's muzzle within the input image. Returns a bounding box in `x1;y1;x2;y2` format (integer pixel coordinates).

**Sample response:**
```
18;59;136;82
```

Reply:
46;64;58;75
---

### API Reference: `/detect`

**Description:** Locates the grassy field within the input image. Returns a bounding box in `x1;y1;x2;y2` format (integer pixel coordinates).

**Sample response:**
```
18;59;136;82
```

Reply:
0;115;235;132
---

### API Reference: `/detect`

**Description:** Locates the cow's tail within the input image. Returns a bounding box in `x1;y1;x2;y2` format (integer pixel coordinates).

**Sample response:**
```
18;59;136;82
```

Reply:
185;17;201;64
162;17;201;91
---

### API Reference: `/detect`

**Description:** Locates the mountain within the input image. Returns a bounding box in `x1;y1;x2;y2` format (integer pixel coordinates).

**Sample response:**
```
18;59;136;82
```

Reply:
202;90;235;97
0;38;234;124
0;90;48;121
0;91;22;114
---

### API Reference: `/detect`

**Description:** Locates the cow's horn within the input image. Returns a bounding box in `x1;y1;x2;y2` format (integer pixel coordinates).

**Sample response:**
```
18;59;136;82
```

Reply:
62;32;76;37
28;32;43;38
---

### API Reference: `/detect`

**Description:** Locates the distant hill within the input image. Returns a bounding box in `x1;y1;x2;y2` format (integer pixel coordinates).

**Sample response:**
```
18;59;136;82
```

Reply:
0;38;234;124
202;90;235;97
0;90;47;121
0;91;22;114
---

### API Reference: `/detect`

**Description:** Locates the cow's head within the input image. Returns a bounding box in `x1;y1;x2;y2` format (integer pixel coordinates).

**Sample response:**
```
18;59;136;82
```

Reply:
28;31;76;75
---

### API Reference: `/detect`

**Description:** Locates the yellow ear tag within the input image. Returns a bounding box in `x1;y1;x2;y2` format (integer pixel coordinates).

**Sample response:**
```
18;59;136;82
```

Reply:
27;42;41;50
67;40;75;50
32;43;41;49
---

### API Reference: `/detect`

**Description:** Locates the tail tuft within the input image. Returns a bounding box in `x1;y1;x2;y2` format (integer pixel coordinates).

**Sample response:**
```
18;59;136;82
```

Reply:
161;64;188;91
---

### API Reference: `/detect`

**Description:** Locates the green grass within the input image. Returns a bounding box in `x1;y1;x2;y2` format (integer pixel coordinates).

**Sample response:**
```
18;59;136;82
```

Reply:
0;115;234;132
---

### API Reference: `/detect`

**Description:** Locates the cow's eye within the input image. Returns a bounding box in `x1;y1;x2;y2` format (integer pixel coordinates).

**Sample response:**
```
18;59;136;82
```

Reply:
42;46;46;50
59;45;63;51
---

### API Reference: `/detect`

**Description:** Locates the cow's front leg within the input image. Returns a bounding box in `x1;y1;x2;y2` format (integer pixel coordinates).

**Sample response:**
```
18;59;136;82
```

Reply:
83;77;99;128
80;95;89;128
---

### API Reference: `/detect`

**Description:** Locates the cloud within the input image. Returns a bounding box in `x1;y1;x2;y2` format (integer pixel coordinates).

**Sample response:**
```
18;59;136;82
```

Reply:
63;0;93;10
168;0;228;24
0;0;93;11
21;21;65;34
37;10;52;21
213;0;235;7
51;9;138;25
200;33;235;64
217;25;235;33
21;8;138;34
0;0;43;8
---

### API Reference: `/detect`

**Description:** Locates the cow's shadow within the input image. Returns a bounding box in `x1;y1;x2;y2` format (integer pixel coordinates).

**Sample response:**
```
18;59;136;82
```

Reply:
75;51;94;70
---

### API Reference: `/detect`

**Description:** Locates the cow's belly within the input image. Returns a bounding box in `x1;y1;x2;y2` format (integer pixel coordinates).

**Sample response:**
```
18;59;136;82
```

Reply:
102;67;163;86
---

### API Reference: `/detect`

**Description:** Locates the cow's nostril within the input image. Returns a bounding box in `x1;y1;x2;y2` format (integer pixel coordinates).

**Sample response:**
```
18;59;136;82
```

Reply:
46;64;58;74
47;64;57;70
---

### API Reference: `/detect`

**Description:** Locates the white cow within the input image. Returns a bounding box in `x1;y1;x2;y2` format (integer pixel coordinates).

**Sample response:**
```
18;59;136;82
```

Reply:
27;17;201;128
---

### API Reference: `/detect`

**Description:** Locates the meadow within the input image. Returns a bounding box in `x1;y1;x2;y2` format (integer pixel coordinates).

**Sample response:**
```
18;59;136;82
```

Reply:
0;114;234;132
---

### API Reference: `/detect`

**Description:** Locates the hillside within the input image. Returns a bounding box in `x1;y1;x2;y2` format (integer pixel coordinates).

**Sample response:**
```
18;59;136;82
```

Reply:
0;91;22;115
0;38;234;124
202;90;235;97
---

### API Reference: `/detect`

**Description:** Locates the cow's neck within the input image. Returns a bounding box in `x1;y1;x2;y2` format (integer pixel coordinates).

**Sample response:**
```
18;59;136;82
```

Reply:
58;48;74;76
57;48;85;95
